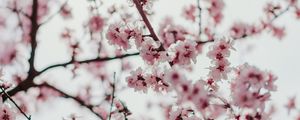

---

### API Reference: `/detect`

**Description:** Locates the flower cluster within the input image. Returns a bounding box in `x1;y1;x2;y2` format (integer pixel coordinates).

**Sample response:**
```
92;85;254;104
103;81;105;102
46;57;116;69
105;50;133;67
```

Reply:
164;68;210;111
139;38;169;64
60;4;72;19
231;63;277;109
159;18;188;49
0;104;16;120
126;67;169;93
106;23;142;50
171;40;198;66
183;5;196;22
207;0;224;25
128;0;154;12
207;39;233;81
0;42;17;65
230;22;262;39
264;2;282;19
168;107;200;120
88;15;105;32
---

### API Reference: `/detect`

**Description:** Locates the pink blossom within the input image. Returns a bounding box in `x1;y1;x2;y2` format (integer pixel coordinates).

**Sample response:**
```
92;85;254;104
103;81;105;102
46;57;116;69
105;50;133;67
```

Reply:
0;16;5;29
144;71;169;92
230;22;247;39
208;59;231;80
114;99;124;111
0;42;17;65
168;107;200;120
0;105;16;120
231;63;277;109
37;86;61;101
264;3;281;19
285;96;296;114
88;15;105;32
60;5;72;19
126;67;148;92
296;7;300;19
106;23;131;50
207;0;224;25
159;18;188;49
287;0;298;6
171;41;198;66
164;67;187;86
127;67;169;92
139;38;170;64
183;5;196;22
207;39;233;80
270;25;285;40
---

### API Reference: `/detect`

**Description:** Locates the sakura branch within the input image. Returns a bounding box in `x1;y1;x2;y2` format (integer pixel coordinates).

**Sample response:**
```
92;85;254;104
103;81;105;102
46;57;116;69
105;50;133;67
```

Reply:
132;0;160;41
108;72;116;120
0;0;299;120
197;0;202;35
39;83;104;120
38;52;139;75
39;0;69;26
0;87;31;120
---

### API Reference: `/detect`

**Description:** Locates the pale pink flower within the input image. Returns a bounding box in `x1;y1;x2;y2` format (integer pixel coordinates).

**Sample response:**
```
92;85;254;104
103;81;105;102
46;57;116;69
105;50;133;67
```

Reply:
126;67;148;92
231;63;276;109
230;22;247;39
164;67;187;86
183;5;196;22
37;86;61;101
171;40;198;66
0;42;17;65
88;15;105;32
264;3;281;19
0;105;16;120
106;23;131;50
207;0;224;24
208;59;231;80
114;99;124;111
296;7;300;19
144;72;169;92
139;38;170;64
207;39;233;80
60;4;72;19
0;16;5;29
285;96;296;114
159;18;188;49
168;107;200;120
270;26;285;40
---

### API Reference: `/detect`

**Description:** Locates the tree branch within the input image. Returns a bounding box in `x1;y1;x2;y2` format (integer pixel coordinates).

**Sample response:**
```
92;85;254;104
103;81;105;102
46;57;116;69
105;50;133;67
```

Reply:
108;72;116;120
0;87;31;120
39;0;69;26
38;52;140;75
39;83;104;120
132;0;160;41
197;0;202;35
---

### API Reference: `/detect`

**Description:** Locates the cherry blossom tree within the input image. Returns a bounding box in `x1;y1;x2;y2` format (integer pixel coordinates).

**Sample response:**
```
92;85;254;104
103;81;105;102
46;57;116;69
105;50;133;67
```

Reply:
0;0;300;120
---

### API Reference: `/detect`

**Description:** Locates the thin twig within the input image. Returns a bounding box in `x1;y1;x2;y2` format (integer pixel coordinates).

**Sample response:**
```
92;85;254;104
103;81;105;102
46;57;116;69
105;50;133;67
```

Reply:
39;0;69;26
0;87;31;120
132;0;160;41
38;52;139;75
108;72;117;120
39;83;104;120
197;0;202;35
